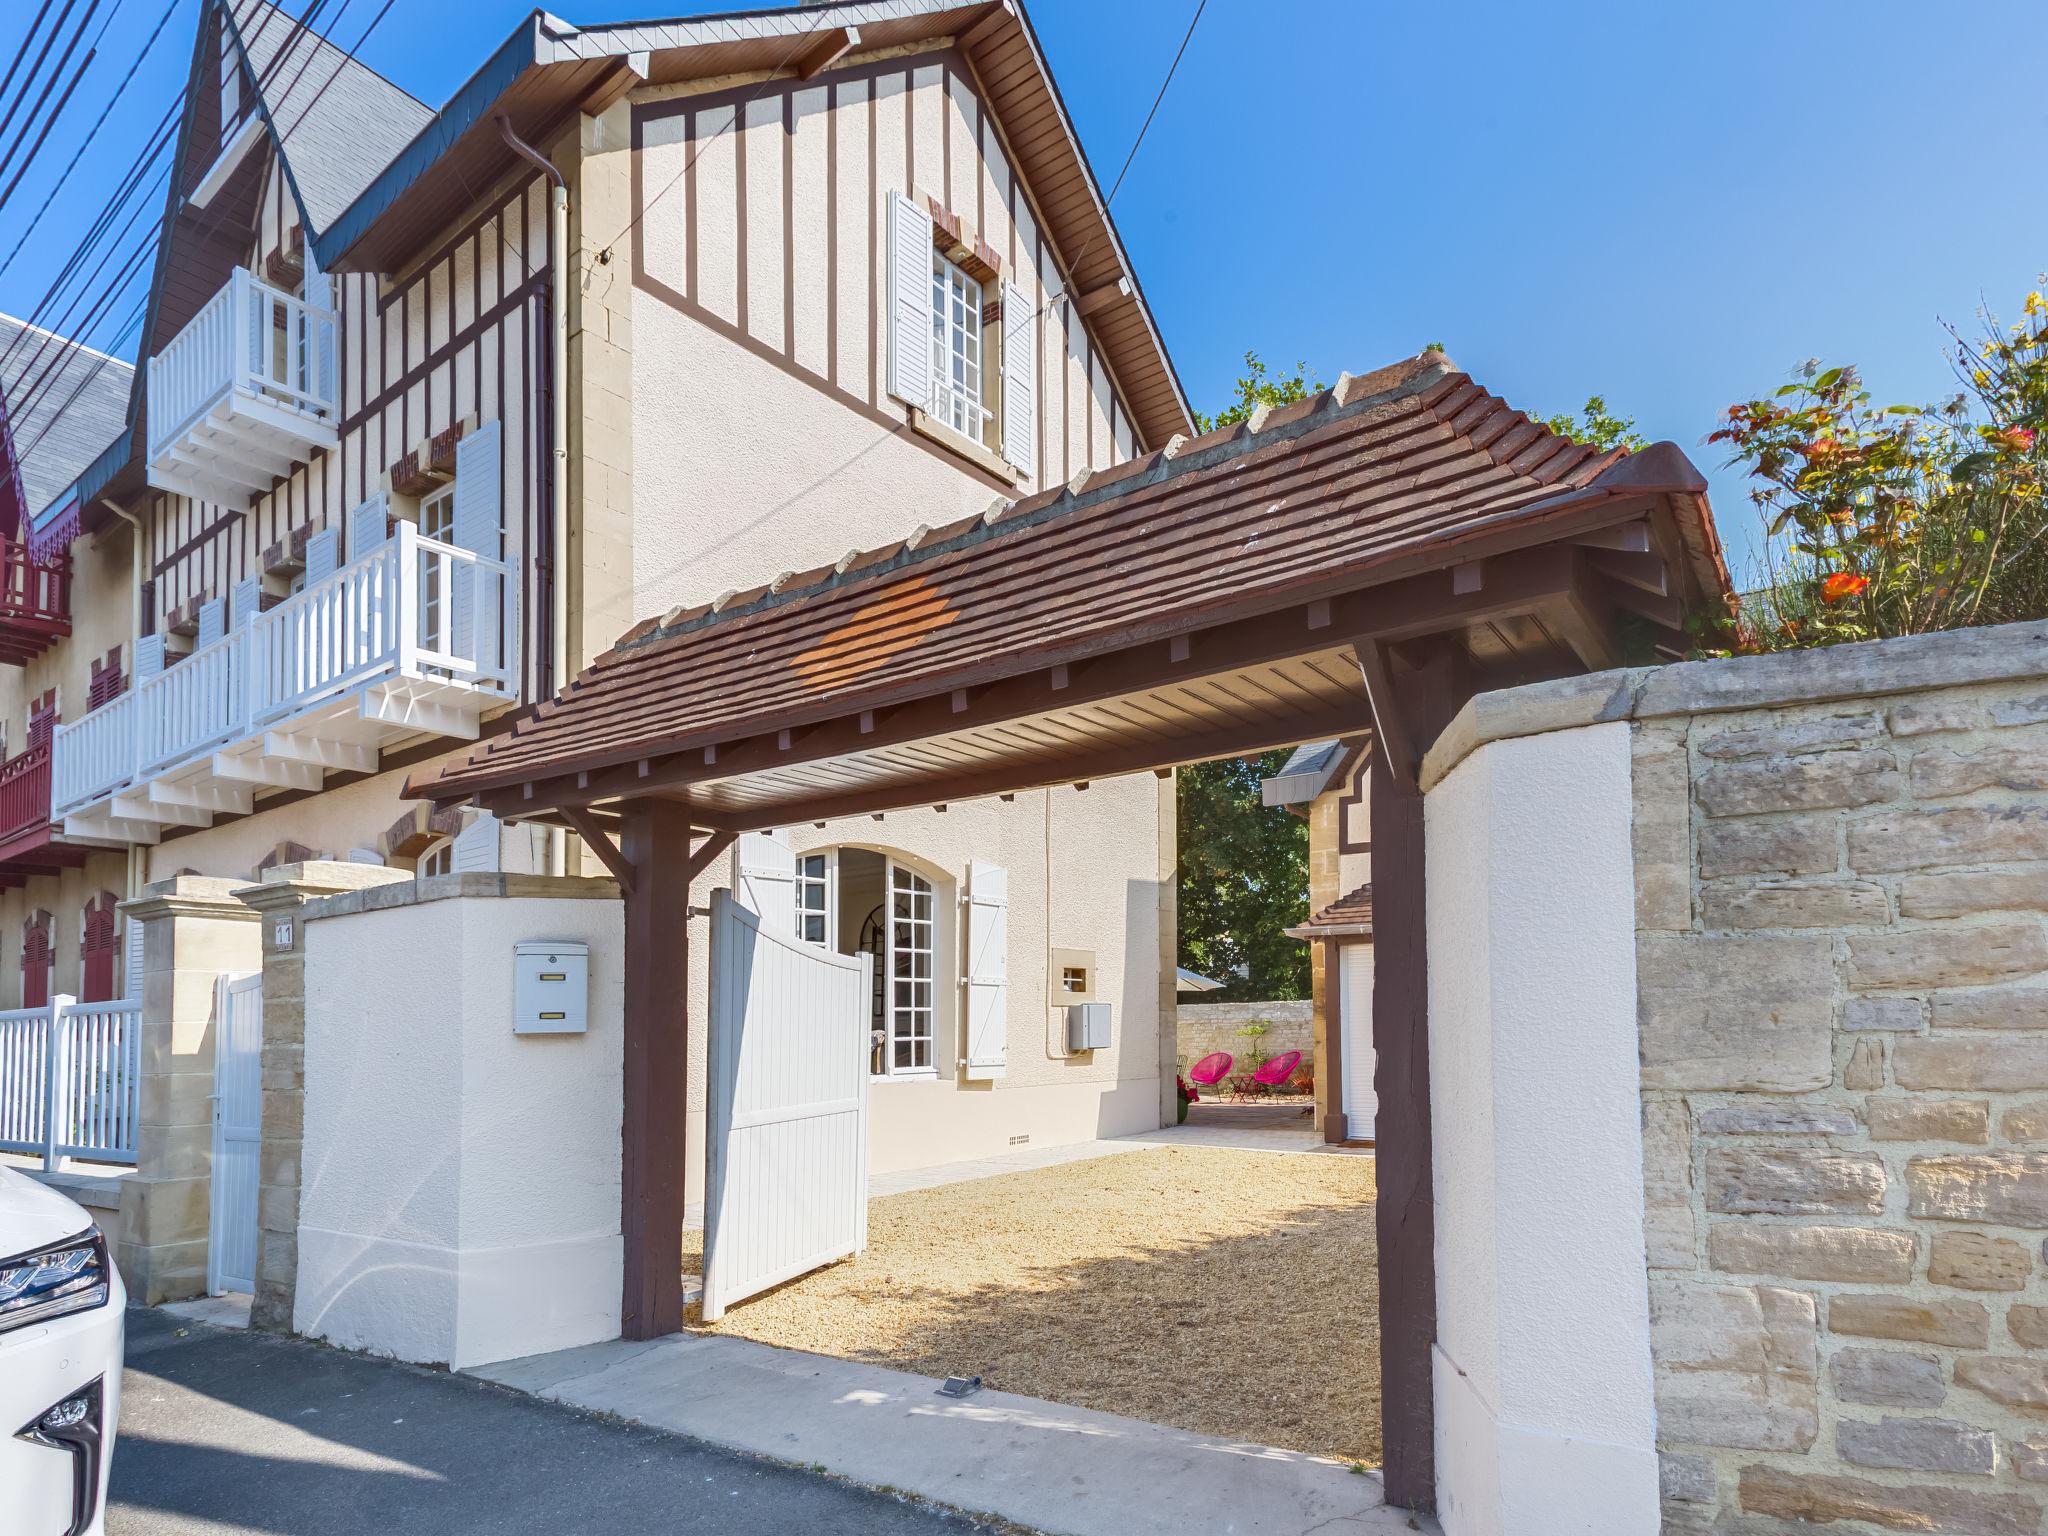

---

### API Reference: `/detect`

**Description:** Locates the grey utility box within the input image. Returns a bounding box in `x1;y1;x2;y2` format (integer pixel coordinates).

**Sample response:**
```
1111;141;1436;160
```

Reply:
514;940;589;1034
1066;1002;1113;1052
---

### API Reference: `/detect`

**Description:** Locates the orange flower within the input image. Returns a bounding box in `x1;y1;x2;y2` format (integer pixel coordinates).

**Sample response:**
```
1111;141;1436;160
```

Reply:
1819;572;1869;603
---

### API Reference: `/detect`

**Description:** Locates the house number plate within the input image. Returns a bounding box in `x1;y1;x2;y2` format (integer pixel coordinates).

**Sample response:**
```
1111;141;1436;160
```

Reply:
274;919;294;949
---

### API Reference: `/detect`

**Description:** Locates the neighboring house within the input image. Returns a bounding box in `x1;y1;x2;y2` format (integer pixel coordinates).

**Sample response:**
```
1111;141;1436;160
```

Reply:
1264;736;1374;1141
1;0;1188;1187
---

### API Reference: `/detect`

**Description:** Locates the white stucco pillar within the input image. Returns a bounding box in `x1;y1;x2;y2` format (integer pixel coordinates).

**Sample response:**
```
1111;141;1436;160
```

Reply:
1424;720;1657;1536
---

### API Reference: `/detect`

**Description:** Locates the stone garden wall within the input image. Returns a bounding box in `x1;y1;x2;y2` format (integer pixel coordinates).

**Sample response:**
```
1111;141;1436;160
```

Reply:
1625;630;2048;1533
1175;999;1313;1085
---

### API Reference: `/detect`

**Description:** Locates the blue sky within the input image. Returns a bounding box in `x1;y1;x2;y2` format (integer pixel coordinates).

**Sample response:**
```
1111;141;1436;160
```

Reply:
5;0;2044;579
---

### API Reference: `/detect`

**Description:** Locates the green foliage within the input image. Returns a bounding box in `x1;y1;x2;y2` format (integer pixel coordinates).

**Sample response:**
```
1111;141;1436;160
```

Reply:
1194;351;1324;433
1711;287;2048;652
1542;395;1648;453
1176;753;1309;1003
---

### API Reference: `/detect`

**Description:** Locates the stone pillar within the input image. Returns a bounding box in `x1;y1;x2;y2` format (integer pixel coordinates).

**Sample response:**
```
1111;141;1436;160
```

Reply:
233;861;411;1332
115;877;263;1305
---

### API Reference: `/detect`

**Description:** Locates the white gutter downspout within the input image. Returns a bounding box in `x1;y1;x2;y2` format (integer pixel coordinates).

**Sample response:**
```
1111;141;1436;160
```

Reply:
102;496;148;902
498;114;572;878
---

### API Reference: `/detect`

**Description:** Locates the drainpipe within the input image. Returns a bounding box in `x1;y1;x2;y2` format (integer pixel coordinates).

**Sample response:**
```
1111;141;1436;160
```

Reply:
101;496;147;901
497;114;572;879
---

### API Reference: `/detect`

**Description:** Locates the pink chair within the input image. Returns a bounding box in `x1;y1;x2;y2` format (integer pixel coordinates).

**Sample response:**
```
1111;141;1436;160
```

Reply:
1187;1052;1233;1096
1253;1050;1303;1095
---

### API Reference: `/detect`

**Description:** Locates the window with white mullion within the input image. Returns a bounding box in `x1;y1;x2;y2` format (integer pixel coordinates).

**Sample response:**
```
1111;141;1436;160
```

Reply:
418;484;455;652
887;861;936;1073
928;253;986;440
795;851;833;948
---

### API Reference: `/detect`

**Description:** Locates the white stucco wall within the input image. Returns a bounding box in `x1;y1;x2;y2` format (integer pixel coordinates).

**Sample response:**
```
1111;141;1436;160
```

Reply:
1425;721;1657;1536
295;887;624;1369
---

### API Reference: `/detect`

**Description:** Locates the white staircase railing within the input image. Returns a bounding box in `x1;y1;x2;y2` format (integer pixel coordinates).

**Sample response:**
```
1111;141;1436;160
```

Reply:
0;996;141;1167
147;267;337;464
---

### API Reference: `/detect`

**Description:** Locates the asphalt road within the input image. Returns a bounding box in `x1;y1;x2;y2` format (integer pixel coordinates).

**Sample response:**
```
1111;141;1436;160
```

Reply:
109;1307;1004;1535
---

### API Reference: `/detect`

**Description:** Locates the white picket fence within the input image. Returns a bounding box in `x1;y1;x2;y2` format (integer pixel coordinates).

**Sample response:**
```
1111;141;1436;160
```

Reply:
0;996;142;1167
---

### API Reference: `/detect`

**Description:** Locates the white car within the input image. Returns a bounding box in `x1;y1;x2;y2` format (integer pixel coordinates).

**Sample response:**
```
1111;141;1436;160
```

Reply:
0;1167;124;1536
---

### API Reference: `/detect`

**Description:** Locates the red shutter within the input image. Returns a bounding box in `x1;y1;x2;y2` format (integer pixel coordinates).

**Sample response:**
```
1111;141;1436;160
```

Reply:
26;691;55;751
81;895;117;1002
21;911;51;1009
88;649;124;711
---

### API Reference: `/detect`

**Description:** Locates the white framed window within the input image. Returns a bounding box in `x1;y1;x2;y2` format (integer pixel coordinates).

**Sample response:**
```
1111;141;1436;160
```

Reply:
886;861;936;1074
794;851;833;948
416;836;455;879
418;483;455;650
928;252;988;441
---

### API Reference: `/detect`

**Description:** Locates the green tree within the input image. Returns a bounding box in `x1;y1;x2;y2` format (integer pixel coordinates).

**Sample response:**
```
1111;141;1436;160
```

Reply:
1176;751;1309;1002
1543;395;1648;452
1194;351;1324;432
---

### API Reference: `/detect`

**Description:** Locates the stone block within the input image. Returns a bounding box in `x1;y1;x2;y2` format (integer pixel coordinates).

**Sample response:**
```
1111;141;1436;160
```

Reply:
1846;921;2048;992
1697;813;1838;879
1632;731;1691;932
1697;712;1885;760
1935;987;2048;1031
2007;1304;2048;1349
1639;933;1835;1092
1659;1452;1716;1505
1829;1294;1989;1348
1708;1223;1915;1284
1696;748;1900;818
124;1175;211;1249
1642;1097;1696;1270
132;1120;212;1180
1913;739;2048;799
1929;1231;2031;1291
255;1179;298;1238
1900;869;2048;921
1739;1464;2038;1535
2005;1102;2048;1142
1890;700;1988;737
263;1088;304;1142
2016;1440;2048;1485
1704;1148;1887;1215
1698;1104;1858;1135
1838;1415;1996;1476
1956;1356;2048;1414
1908;1153;2048;1225
1830;1346;1946;1408
257;1137;299;1192
1649;1280;1817;1452
1845;996;1929;1033
1702;878;1890;930
1851;804;2048;873
1847;1036;1887;1090
1899;1039;2048;1091
1867;1098;1990;1144
1992;694;2048;728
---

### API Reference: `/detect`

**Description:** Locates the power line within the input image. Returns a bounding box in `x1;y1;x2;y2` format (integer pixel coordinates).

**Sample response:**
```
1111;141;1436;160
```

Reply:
0;0;108;196
0;0;71;154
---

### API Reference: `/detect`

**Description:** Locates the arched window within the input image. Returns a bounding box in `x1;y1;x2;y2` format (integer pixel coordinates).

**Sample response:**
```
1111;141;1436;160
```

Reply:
80;894;118;1002
21;910;52;1009
416;835;455;879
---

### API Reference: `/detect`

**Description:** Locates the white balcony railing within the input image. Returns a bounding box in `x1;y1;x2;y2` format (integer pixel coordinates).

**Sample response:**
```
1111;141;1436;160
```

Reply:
0;997;141;1167
53;523;517;826
146;268;338;504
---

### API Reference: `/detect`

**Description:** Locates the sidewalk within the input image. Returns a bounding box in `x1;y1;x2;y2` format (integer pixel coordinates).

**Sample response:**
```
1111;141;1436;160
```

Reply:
471;1333;1424;1536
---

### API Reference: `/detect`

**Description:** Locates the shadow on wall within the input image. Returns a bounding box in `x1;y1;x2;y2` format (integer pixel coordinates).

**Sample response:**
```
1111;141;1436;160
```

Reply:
681;1146;1383;1465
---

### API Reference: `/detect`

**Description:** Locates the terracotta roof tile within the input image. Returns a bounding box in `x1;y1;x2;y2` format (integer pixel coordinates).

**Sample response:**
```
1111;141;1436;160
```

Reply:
1288;882;1374;938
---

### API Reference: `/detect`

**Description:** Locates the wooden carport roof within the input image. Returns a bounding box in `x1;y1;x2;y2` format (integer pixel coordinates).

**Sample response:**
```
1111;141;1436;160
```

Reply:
408;349;1728;829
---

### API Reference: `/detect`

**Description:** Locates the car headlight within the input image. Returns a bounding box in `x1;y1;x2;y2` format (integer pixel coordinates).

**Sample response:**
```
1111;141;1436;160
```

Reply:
0;1227;110;1335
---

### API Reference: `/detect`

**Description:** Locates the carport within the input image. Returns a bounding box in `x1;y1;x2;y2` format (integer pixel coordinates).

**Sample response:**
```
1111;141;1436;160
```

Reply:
406;349;1728;1513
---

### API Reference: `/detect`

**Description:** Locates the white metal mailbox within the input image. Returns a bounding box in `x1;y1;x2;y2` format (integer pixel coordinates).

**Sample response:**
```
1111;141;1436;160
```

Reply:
514;940;589;1034
1065;1001;1112;1052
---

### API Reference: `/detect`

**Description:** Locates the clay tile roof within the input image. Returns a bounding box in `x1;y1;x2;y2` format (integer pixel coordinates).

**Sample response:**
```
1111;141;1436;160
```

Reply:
1286;882;1374;940
408;350;1729;807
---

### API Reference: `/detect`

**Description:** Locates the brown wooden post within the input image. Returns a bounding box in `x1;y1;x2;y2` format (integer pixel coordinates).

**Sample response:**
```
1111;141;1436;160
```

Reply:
1321;935;1347;1144
619;798;694;1339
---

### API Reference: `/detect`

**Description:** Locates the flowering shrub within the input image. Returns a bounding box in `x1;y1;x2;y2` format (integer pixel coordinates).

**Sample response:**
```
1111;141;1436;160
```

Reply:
1710;289;2048;651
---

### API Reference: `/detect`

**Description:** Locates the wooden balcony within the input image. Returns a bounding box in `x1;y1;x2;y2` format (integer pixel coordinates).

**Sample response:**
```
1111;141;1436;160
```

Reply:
54;522;519;845
146;267;338;505
0;538;69;665
0;743;91;886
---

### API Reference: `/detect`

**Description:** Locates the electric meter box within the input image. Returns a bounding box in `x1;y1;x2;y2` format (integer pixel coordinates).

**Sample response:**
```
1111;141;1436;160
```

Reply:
514;940;589;1034
1066;1001;1113;1052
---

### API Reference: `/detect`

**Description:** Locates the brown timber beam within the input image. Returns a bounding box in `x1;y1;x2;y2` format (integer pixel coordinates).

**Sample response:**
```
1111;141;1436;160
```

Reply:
796;25;859;79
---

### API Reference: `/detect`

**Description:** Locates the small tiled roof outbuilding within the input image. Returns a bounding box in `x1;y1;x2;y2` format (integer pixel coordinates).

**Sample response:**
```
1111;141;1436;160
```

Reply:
1286;882;1374;941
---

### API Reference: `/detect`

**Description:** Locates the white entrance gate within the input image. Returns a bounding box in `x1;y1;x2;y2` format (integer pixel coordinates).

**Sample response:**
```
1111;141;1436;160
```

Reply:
1340;943;1378;1141
703;888;872;1321
208;972;263;1294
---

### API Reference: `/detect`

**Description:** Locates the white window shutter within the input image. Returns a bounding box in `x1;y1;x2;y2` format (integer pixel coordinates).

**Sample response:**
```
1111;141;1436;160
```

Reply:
735;830;797;935
196;598;226;648
231;574;264;628
452;421;503;681
304;527;338;586
123;912;145;1000
349;492;390;557
451;811;500;873
965;859;1008;1079
886;191;933;410
133;634;165;683
999;279;1035;473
